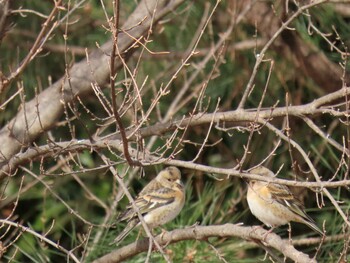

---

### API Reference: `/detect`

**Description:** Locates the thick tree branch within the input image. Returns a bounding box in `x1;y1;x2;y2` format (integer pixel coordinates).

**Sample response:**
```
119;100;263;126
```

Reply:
0;0;185;175
237;0;327;109
93;224;317;263
243;0;347;95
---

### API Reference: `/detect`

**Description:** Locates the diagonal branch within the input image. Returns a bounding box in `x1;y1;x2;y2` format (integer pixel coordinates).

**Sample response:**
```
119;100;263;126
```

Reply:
0;0;185;175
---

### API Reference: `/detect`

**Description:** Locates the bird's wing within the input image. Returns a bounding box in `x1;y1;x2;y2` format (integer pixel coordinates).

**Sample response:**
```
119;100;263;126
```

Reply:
136;187;176;214
268;182;322;234
268;183;310;219
139;180;163;196
118;187;176;221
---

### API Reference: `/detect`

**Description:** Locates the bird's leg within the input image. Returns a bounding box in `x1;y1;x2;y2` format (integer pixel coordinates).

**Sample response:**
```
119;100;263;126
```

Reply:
159;227;172;247
262;227;275;242
136;228;143;241
251;225;275;242
251;224;266;233
287;223;292;243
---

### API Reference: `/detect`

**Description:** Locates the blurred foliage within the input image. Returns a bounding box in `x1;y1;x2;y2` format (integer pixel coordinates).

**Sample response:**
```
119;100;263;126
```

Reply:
1;0;350;262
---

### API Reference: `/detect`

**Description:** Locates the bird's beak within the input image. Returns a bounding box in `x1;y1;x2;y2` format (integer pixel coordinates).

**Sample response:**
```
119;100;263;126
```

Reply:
176;179;184;189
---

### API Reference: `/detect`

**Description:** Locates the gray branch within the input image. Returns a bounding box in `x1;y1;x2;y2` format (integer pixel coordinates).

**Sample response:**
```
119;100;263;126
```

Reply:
0;0;185;176
93;224;316;263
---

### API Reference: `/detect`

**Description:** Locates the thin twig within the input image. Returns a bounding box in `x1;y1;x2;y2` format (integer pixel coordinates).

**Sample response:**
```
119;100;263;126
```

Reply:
109;0;140;167
0;219;81;263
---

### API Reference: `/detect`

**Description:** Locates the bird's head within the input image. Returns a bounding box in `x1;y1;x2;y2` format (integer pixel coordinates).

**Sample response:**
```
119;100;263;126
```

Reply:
249;166;274;178
247;166;274;187
157;166;184;189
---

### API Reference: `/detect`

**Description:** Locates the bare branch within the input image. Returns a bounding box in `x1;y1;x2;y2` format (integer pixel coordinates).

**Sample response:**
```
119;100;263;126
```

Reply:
0;219;80;263
93;224;317;263
0;0;185;175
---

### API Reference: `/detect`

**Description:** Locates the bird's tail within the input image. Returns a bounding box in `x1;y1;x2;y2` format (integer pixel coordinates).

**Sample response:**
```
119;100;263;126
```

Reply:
113;219;139;244
302;218;323;235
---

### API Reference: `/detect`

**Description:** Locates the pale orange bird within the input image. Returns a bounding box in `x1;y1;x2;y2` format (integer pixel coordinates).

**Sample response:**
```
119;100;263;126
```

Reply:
247;166;322;235
114;166;185;244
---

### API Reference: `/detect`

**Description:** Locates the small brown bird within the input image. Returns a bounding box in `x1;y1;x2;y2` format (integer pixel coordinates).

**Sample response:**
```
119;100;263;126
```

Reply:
247;166;322;235
114;166;185;244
